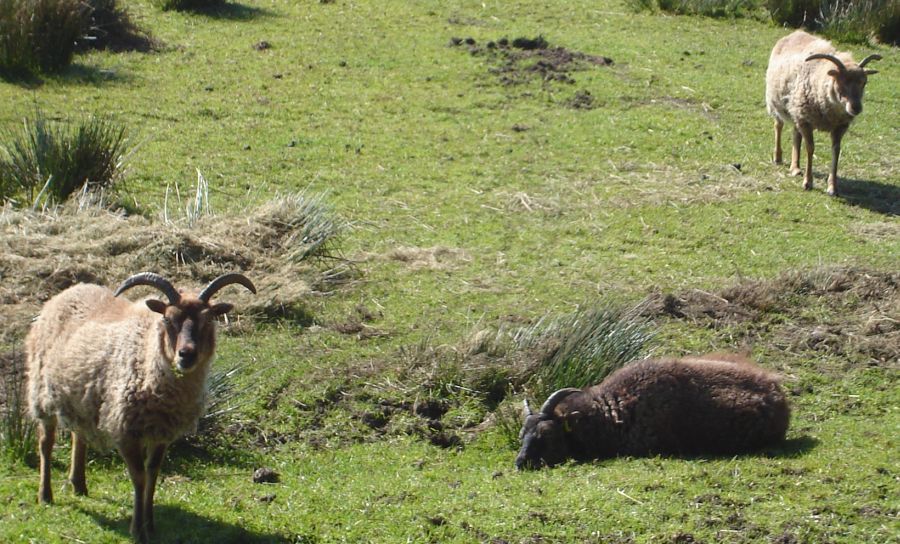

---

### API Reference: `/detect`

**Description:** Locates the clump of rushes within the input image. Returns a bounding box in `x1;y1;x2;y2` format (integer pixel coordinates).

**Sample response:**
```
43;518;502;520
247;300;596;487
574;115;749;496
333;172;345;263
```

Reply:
765;0;898;44
0;110;130;206
815;0;899;45
515;303;655;401
0;350;35;466
0;0;90;75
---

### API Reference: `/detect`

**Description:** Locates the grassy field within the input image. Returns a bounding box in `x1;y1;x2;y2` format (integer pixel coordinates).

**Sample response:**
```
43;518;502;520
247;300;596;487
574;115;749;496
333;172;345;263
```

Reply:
1;1;898;542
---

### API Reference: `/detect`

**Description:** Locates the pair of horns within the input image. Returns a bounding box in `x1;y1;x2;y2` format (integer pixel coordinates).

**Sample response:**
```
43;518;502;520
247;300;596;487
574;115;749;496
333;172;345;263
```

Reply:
114;272;257;304
806;53;882;74
523;388;581;418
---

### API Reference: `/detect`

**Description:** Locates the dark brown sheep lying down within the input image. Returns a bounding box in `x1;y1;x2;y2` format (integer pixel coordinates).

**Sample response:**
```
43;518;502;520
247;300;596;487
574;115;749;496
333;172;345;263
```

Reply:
516;353;790;469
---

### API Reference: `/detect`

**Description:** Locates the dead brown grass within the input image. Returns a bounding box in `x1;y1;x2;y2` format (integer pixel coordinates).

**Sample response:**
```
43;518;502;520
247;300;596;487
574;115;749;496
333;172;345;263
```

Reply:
358;245;471;270
641;266;899;366
0;196;343;345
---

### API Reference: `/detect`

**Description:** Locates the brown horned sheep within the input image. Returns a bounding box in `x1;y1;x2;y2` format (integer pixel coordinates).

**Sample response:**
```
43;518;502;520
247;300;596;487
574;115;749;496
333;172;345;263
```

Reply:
516;353;790;469
26;272;255;543
765;30;881;196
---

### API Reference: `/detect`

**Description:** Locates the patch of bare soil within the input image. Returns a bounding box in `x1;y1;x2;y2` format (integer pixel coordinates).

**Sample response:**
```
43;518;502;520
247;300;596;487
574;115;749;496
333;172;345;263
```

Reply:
640;267;899;366
0;198;346;345
358;245;471;270
449;35;612;108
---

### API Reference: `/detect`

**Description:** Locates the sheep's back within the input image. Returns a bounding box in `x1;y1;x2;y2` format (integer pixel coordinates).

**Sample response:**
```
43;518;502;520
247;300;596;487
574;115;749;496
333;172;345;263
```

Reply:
591;358;788;456
26;284;155;447
765;31;852;131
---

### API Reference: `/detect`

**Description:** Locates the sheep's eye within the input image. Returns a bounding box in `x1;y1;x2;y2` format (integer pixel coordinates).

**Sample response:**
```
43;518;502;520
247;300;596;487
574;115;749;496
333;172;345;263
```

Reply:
162;317;172;326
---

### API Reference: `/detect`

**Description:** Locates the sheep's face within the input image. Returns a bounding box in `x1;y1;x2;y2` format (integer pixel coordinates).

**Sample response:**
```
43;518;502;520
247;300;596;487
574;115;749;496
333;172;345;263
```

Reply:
829;69;869;117
147;298;232;373
515;415;570;470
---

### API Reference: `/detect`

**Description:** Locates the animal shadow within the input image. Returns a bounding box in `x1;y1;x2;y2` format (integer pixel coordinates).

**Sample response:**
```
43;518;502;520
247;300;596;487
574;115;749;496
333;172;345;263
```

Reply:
82;504;294;543
687;435;819;461
837;178;900;215
189;2;274;20
767;435;819;458
0;64;127;88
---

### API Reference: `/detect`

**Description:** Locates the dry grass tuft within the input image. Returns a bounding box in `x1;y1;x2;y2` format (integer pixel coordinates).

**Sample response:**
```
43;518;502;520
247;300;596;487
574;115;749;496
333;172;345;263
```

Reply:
0;191;344;344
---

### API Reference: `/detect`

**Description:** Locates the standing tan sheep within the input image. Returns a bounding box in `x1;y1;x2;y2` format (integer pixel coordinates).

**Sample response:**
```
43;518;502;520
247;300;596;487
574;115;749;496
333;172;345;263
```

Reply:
26;272;255;543
765;30;881;196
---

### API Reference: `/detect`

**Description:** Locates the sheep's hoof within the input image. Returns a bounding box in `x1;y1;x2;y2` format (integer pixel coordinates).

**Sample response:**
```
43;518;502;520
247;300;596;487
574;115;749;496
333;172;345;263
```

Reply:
790;167;803;177
71;482;88;496
37;492;53;504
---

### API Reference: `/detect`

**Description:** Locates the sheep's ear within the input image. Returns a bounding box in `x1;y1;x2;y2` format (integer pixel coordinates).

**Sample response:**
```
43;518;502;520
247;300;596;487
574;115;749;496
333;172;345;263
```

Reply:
209;303;234;316
864;69;878;76
827;69;841;79
146;299;167;315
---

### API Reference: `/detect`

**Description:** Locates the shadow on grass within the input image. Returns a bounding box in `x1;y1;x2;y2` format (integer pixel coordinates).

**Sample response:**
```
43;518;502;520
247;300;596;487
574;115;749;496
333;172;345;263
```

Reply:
189;2;275;20
0;69;44;88
82;504;295;543
837;178;900;215
0;64;130;88
769;435;819;458
525;436;821;470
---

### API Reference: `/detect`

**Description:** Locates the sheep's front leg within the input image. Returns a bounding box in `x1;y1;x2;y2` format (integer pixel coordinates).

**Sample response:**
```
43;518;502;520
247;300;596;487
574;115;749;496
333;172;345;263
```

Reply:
790;126;803;177
143;443;168;535
69;432;88;496
798;124;815;190
828;125;848;197
119;440;149;543
37;417;57;504
773;117;784;164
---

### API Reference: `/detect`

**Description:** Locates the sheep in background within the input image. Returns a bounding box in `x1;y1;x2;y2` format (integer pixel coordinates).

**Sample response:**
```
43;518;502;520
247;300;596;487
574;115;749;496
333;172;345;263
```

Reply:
26;272;255;543
516;353;789;470
765;30;881;196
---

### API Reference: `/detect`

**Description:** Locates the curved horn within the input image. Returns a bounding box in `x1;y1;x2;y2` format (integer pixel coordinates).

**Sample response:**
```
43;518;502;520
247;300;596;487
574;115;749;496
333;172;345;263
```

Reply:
805;53;847;74
114;272;180;304
198;273;257;302
858;54;882;68
539;388;581;416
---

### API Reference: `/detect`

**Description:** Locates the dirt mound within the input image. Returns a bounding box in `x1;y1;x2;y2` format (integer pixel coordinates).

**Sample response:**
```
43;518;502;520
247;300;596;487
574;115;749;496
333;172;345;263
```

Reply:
640;267;899;365
449;35;612;107
0;194;344;344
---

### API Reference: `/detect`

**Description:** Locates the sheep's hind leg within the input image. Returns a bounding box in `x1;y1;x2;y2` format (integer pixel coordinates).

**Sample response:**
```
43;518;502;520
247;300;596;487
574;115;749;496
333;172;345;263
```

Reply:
790;126;804;179
143;443;168;535
69;432;88;496
773;118;784;164
37;417;57;504
119;439;149;544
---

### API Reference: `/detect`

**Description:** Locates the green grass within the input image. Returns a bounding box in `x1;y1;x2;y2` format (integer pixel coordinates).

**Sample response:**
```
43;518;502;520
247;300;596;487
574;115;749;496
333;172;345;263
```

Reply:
1;1;898;542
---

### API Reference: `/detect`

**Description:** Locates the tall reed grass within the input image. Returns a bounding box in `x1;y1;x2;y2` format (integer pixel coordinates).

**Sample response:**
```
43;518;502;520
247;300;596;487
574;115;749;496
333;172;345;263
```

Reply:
0;110;130;206
514;303;655;401
0;0;90;74
0;351;35;466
